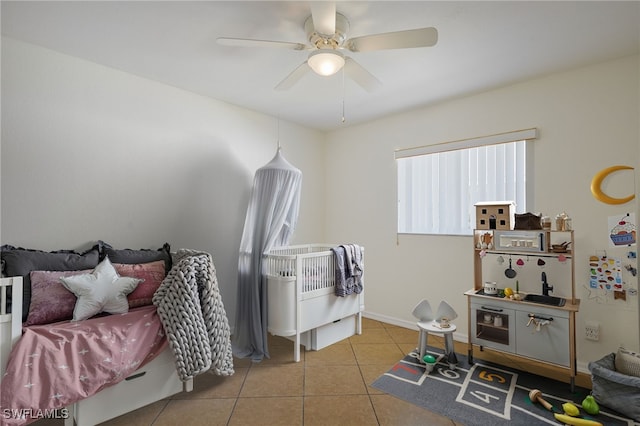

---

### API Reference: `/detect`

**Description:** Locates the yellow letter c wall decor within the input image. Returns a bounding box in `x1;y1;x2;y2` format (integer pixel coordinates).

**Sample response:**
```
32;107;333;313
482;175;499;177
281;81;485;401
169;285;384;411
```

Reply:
590;165;635;205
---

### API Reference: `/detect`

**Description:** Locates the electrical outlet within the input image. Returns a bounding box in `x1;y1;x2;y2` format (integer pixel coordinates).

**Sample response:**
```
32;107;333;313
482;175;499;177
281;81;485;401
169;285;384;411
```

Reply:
585;321;600;341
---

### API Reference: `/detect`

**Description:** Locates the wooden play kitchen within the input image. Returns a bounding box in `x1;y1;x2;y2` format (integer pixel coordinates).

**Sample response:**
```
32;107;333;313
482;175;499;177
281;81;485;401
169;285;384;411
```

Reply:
466;205;580;390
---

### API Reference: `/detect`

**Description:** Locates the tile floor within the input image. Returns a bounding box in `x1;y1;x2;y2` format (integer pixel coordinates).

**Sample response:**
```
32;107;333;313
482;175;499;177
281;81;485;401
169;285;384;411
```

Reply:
35;317;588;426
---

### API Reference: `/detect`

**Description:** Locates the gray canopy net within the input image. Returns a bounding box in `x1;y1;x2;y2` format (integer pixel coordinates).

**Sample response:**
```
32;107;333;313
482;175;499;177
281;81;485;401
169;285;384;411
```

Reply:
232;149;302;362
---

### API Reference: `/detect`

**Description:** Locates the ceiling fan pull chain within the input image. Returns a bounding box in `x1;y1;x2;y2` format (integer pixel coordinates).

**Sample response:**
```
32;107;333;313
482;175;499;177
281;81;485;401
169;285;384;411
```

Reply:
341;67;346;123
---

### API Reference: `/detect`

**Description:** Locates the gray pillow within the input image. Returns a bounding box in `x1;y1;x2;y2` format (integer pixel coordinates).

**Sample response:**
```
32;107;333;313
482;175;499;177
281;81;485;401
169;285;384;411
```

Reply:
1;244;100;322
98;241;172;274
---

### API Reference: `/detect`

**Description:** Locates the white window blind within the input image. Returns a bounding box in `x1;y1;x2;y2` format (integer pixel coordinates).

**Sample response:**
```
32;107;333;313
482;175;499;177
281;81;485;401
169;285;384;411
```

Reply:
396;129;537;236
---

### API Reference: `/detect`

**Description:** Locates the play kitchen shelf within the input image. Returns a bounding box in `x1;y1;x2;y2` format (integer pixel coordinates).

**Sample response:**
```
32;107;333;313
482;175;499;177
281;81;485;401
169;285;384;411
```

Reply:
467;229;580;390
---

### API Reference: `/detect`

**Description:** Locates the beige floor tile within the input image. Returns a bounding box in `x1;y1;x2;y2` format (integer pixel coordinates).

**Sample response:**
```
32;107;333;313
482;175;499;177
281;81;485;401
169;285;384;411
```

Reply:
358;363;394;395
304;365;367;395
303;395;378;426
268;333;296;346
304;342;357;366
98;400;168;426
397;342;419;355
229;397;303;426
385;325;420;344
370;394;456;426
427;334;446;346
240;364;304;397
254;341;305;365
232;355;253;369
362;317;385;329
173;368;249;399
352;343;405;366
153;399;235;426
349;327;394;344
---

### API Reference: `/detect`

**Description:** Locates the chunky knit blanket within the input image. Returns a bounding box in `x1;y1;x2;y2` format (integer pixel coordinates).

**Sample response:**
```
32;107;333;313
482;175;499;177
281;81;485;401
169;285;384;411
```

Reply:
153;249;234;381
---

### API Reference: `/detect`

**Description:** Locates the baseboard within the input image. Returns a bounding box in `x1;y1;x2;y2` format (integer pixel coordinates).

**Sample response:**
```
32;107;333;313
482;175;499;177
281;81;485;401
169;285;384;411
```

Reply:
362;310;469;345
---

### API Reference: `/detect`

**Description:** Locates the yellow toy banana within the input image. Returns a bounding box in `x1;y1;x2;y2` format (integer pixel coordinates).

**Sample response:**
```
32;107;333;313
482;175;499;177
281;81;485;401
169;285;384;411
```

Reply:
553;413;603;426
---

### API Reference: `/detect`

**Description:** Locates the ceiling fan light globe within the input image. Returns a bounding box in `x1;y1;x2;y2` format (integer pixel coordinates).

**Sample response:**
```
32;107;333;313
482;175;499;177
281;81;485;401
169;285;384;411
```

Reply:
308;50;345;76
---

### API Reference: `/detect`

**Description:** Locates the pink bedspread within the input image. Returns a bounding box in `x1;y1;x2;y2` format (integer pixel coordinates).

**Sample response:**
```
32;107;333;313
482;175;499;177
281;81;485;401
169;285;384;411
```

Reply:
1;305;167;425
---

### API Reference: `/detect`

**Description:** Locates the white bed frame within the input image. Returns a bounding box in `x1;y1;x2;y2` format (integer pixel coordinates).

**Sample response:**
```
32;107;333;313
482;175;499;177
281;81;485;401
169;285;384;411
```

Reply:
0;277;193;426
264;244;364;362
0;277;22;378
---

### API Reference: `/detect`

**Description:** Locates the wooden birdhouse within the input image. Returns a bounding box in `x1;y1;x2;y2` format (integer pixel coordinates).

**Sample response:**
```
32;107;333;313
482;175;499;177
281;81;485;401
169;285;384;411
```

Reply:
475;201;515;230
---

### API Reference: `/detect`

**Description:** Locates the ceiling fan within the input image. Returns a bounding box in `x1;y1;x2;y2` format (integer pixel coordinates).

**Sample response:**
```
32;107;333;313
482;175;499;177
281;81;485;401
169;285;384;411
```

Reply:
216;2;438;92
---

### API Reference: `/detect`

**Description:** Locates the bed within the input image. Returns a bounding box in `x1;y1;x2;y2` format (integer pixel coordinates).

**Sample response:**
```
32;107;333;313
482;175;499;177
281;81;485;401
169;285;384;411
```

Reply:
0;243;233;426
264;244;364;362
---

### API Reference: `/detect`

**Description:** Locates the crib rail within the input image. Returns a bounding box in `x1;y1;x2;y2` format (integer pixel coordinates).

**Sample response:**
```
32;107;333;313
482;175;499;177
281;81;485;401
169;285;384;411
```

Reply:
264;245;336;294
299;252;336;294
267;244;334;256
264;244;364;295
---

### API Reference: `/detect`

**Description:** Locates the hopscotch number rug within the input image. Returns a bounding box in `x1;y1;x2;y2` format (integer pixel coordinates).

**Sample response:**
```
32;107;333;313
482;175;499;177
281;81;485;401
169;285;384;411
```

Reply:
372;349;638;426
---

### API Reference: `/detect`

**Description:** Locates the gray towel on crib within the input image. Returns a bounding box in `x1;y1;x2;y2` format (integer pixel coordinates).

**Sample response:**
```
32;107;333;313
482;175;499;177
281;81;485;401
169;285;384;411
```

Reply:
346;244;364;279
332;245;363;297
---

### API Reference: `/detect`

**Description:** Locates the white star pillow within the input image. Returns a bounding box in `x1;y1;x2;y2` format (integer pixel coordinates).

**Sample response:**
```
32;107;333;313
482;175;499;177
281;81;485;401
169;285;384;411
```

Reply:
60;256;141;321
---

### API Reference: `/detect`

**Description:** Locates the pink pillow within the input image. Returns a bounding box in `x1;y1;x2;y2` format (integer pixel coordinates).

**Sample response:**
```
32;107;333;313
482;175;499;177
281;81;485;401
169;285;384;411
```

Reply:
113;261;166;308
26;270;91;325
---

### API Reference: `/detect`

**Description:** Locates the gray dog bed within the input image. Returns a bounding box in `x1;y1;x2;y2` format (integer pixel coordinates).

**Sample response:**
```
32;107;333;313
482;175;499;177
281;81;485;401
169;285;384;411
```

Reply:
588;352;640;421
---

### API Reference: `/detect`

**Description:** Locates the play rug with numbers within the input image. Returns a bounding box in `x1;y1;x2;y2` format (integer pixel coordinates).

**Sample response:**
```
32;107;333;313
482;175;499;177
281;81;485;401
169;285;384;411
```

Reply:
371;348;638;426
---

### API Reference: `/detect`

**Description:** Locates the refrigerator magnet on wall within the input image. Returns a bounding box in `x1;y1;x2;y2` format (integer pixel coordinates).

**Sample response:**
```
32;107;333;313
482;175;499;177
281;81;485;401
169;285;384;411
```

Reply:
588;254;623;292
608;213;636;248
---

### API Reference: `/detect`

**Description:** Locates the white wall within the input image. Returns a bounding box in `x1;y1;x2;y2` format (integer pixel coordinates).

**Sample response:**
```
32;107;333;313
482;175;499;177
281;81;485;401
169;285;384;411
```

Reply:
0;37;327;326
324;55;640;371
2;36;638;373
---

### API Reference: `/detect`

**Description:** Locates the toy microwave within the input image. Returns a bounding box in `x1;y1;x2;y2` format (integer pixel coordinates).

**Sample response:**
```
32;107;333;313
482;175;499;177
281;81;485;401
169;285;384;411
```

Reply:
493;230;546;252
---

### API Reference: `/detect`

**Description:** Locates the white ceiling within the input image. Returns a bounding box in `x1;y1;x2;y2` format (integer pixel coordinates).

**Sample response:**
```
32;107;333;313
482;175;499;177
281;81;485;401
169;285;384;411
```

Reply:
2;1;639;131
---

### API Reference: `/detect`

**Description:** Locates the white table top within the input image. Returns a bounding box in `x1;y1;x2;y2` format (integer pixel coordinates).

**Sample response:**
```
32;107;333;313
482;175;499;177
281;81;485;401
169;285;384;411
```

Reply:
417;320;457;334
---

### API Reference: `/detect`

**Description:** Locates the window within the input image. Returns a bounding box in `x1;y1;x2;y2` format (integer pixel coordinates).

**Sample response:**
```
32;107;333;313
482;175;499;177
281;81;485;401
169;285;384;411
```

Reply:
396;129;537;236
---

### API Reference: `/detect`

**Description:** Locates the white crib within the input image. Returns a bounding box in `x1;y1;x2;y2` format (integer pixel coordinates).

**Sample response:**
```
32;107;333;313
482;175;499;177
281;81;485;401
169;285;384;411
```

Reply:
264;244;364;362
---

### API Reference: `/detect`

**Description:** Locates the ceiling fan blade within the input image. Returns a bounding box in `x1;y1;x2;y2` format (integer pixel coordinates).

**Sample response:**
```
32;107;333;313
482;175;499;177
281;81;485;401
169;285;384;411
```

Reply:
275;62;311;91
344;57;382;92
217;37;308;51
310;1;336;35
346;27;438;52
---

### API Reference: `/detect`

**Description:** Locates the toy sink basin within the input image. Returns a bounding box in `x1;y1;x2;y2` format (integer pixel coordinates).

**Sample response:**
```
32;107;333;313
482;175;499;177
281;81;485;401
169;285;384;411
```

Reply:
523;294;566;307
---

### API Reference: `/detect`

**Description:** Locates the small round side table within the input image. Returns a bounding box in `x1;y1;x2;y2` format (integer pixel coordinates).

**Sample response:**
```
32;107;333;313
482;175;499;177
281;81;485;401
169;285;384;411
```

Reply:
417;320;458;369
